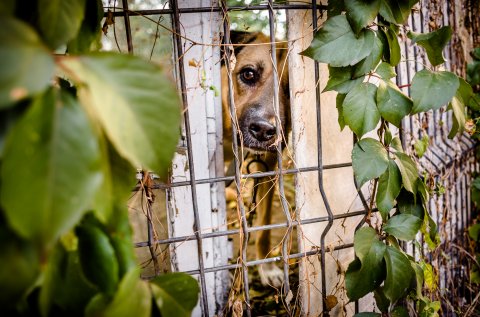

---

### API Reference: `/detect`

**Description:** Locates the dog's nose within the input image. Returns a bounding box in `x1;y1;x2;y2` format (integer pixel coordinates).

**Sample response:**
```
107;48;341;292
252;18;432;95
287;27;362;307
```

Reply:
249;120;276;142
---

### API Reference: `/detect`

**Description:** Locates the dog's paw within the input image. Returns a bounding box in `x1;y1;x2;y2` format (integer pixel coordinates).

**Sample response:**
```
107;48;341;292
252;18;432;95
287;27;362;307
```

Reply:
258;263;284;288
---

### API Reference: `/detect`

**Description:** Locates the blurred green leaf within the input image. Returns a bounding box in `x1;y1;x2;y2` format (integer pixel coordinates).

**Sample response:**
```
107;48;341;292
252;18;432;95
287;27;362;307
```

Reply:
0;89;102;247
352;138;389;187
62;52;181;174
343;83;380;137
0;0;15;15
0;17;55;108
101;269;151;317
407;27;452;67
345;0;381;34
411;69;459;114
391;306;410;317
39;0;86;50
68;0;104;53
469;223;480;241
414;135;429;158
376;160;402;220
40;244;97;317
376;80;413;127
302;15;374;67
0;220;40;309
151;273;200;317
76;221;119;295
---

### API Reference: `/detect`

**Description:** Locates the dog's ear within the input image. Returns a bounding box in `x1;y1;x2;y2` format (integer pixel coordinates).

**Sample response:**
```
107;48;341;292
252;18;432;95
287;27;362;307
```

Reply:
221;30;260;64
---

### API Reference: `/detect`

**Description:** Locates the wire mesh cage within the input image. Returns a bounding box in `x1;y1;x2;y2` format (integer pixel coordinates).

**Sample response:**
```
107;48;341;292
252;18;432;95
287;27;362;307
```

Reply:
101;0;479;316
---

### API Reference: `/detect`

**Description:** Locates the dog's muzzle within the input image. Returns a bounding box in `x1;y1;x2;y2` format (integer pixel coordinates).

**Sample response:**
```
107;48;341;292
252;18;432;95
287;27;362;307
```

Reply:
239;108;278;152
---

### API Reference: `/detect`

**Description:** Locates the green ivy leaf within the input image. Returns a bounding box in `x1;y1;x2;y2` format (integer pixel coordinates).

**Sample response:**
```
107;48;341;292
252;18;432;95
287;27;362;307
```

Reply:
391;137;404;153
378;27;401;66
354;35;384;78
375;62;397;80
0;17;55;108
420;261;437;292
383;246;414;303
151;273;200;317
337;93;346;130
384;214;422;241
467;57;480;86
345;0;381;35
421;211;439;250
62;52;181;174
101;268;152;317
457;77;474;104
0;89;102;247
407;27;452;67
301;15;375;67
343;83;380;137
397;190;424;218
354;313;381;317
469;223;480;241
373;287;390;313
448;95;466;139
352;138;389;187
67;0;104;53
391;306;410;317
324;66;364;94
38;0;86;50
379;0;418;24
376;80;413;127
411;69;459;114
394;152;419;194
411;261;424;298
376;160;402;220
414;134;429;158
346;227;387;301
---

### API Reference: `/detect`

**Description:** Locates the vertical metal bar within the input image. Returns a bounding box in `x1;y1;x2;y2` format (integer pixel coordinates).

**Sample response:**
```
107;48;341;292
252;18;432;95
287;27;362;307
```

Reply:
267;0;293;305
220;2;252;315
170;0;209;314
311;1;335;314
121;0;134;54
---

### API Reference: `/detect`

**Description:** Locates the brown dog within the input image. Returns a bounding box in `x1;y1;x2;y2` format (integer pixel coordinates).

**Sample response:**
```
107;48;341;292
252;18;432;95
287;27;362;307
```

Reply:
221;31;290;287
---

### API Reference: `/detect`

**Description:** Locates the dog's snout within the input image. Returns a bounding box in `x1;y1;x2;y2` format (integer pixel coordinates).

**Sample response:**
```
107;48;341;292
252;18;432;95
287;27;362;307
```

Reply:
249;120;276;142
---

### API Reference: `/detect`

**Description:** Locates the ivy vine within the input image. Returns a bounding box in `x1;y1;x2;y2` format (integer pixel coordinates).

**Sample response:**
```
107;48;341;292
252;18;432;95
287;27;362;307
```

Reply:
303;1;474;315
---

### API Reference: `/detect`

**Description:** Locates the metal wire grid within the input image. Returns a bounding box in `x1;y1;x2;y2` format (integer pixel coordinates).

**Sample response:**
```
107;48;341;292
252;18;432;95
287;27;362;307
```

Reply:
106;0;478;315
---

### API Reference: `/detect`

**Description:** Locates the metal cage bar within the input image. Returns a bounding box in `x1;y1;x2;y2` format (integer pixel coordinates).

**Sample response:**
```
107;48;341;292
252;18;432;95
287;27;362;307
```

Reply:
105;0;480;315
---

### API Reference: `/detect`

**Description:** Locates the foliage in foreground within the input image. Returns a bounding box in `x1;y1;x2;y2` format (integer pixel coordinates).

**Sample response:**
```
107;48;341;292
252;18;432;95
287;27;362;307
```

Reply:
303;0;474;315
0;0;199;316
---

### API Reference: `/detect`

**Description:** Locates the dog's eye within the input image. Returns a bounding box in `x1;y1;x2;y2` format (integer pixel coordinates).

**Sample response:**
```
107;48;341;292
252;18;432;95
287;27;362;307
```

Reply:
240;68;257;84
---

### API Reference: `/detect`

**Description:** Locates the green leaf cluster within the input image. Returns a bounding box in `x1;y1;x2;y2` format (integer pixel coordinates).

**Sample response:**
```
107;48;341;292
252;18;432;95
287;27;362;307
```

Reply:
0;1;198;316
303;0;474;312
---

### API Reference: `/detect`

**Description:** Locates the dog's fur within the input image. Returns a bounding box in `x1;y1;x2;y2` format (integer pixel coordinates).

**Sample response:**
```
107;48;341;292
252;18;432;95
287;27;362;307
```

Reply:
221;31;290;287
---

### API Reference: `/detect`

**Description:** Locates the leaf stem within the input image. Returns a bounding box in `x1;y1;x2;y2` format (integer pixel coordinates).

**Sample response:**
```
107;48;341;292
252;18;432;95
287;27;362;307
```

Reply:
398;83;411;89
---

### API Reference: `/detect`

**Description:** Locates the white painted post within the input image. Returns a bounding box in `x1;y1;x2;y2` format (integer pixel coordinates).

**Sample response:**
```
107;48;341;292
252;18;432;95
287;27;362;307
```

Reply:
287;5;374;316
167;1;228;316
